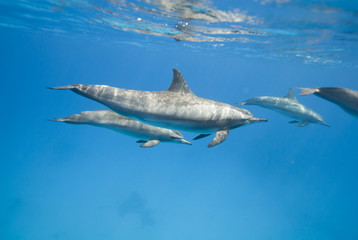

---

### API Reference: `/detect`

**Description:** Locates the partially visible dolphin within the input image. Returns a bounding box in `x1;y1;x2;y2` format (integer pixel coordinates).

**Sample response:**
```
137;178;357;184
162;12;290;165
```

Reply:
298;87;358;117
51;110;192;147
49;69;267;147
238;89;329;127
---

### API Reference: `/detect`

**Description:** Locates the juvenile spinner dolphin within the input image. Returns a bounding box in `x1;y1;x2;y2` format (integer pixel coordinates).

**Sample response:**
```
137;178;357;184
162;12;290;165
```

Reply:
238;89;329;127
298;87;358;117
49;69;267;147
51;110;192;147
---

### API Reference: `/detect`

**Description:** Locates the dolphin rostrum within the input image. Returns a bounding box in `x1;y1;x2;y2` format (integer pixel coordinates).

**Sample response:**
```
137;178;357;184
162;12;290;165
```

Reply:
49;69;267;147
51;110;192;147
298;87;358;117
238;89;329;127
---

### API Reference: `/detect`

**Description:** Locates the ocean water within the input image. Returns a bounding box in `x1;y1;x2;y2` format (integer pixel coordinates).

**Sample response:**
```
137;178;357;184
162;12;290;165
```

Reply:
1;0;358;239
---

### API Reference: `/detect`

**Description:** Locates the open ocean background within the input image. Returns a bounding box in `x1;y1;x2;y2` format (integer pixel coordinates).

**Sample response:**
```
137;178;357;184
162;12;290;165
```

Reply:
1;0;358;239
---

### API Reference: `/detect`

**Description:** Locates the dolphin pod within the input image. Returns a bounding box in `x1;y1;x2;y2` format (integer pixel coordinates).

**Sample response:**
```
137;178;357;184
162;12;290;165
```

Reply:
238;89;329;127
51;110;192;147
298;87;358;117
50;69;356;147
50;69;267;147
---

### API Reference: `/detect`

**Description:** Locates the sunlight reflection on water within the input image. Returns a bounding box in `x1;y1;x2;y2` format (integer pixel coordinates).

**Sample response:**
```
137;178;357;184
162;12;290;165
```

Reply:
0;0;357;66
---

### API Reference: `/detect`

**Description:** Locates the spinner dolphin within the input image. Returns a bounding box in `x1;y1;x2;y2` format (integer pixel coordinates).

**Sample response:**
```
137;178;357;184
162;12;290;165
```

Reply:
298;87;358;117
51;110;192;147
238;89;329;127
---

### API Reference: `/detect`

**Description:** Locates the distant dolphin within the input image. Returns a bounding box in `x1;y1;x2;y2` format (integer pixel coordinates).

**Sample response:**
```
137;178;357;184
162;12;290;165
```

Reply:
51;110;192;147
238;89;329;127
298;87;358;117
49;69;267;147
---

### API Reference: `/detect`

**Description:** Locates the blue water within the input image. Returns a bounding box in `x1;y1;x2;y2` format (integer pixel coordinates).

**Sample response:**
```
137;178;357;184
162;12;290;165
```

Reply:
1;0;358;239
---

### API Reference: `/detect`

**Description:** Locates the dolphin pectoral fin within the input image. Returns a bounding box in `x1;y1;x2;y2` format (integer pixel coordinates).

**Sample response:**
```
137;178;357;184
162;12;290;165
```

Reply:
289;120;299;124
140;139;160;148
297;88;319;96
208;129;229;148
136;140;146;143
193;134;211;140
296;121;309;127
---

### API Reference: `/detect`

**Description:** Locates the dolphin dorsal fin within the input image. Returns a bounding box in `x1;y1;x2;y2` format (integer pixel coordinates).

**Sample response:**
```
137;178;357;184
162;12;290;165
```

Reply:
167;69;194;95
284;89;298;101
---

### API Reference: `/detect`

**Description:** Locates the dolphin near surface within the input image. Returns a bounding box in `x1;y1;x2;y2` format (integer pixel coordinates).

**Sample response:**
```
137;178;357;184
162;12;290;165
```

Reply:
298;87;358;117
51;110;192;147
49;69;267;147
238;89;329;127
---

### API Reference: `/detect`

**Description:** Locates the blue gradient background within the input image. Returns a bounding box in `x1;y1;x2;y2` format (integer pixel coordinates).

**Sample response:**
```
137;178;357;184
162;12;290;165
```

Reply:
1;1;358;239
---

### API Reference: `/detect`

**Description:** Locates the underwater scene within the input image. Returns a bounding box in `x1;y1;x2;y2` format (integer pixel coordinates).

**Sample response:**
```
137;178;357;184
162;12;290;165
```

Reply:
1;0;358;239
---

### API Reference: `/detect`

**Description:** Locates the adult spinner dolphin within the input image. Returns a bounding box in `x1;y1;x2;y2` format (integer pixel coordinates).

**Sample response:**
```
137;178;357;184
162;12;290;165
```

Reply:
51;110;192;147
298;87;358;117
49;69;267;147
238;89;329;127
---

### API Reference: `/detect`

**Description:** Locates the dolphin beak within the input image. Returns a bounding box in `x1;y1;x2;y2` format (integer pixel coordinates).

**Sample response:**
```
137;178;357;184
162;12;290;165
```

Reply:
49;118;64;122
180;139;192;145
250;117;268;123
321;122;330;127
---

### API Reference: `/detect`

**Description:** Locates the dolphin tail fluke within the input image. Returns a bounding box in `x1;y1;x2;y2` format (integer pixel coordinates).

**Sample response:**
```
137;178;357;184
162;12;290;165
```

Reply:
47;85;79;90
208;129;229;148
49;114;83;124
297;88;319;96
237;101;247;106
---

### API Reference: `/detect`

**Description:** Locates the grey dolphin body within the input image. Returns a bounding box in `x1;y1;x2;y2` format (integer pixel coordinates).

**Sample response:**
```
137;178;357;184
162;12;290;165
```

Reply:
238;89;328;127
51;110;192;147
298;87;358;117
49;69;267;147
